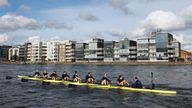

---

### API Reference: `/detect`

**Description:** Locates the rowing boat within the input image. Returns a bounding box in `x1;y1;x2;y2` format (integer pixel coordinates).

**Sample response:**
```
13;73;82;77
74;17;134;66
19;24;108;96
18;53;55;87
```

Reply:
17;75;176;95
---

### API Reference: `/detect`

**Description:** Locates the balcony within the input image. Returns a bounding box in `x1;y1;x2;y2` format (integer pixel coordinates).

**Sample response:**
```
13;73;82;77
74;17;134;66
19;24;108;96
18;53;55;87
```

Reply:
129;46;137;49
129;51;137;54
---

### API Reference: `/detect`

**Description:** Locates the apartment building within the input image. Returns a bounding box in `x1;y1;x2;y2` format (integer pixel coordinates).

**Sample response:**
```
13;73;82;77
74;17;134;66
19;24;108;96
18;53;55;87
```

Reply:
75;43;88;62
58;42;66;62
137;31;181;62
103;41;115;62
8;46;19;61
86;38;104;62
0;45;11;61
114;38;137;62
46;41;59;62
66;41;76;62
19;43;31;62
28;42;43;62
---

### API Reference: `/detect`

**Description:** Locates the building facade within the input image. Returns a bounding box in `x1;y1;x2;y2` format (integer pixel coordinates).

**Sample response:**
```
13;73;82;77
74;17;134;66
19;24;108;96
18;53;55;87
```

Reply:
8;47;19;61
114;38;137;62
65;41;76;62
0;45;11;61
75;43;88;62
103;41;115;62
46;41;59;62
137;31;181;62
86;38;104;62
58;43;66;62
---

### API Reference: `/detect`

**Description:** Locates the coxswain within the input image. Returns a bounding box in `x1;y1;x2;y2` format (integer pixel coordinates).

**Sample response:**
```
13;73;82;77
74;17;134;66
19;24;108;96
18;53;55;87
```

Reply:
43;70;49;79
116;75;129;86
73;71;81;82
101;73;110;85
50;71;58;80
132;77;142;88
33;70;41;78
62;71;70;81
85;72;95;83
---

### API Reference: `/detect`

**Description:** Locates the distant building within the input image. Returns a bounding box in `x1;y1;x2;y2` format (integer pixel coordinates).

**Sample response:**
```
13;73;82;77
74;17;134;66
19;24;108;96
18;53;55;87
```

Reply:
58;43;66;62
27;42;43;63
75;43;88;62
19;43;31;62
104;41;115;62
58;40;76;62
181;50;192;62
86;38;104;62
137;31;181;62
0;45;11;61
46;41;59;62
114;38;137;62
8;46;19;61
66;41;76;62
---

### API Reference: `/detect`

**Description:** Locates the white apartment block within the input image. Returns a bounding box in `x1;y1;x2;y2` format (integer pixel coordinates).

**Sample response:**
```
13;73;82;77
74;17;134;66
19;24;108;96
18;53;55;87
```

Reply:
8;47;19;61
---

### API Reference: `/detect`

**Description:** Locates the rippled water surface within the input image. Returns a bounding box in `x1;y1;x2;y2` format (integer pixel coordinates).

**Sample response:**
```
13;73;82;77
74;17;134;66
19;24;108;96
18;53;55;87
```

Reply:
0;64;192;108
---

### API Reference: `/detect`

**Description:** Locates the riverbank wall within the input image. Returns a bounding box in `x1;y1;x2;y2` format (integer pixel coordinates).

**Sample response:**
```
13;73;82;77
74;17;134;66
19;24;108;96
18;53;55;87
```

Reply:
0;61;192;65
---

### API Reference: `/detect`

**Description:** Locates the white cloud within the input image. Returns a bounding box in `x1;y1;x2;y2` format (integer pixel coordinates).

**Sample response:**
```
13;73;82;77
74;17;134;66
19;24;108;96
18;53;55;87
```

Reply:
109;28;126;38
132;6;192;36
26;36;40;43
44;20;72;30
0;33;9;43
0;14;41;32
108;0;133;15
79;11;99;21
0;14;73;33
0;0;9;7
18;4;31;12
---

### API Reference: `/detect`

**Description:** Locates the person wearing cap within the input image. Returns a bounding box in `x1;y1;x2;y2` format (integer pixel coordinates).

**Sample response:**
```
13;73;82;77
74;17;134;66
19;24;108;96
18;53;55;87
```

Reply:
43;70;49;79
33;70;41;78
72;71;81;82
132;77;142;88
85;72;95;83
116;75;129;86
50;71;58;80
62;71;70;81
101;73;110;85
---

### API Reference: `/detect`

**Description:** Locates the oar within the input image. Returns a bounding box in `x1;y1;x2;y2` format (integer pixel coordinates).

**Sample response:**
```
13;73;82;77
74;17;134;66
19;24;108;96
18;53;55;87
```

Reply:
42;81;50;85
151;72;155;89
5;76;13;79
5;76;29;82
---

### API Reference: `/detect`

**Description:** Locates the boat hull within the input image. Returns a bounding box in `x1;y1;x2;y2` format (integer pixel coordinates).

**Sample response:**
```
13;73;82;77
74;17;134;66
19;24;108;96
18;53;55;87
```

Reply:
17;75;176;95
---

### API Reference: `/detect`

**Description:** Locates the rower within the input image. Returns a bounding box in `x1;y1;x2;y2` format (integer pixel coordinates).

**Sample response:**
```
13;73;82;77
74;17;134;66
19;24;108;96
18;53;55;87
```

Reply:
116;75;129;86
43;70;49;79
62;71;70;81
85;72;95;83
101;73;110;85
73;71;81;82
50;71;58;80
33;70;41;78
132;77;142;88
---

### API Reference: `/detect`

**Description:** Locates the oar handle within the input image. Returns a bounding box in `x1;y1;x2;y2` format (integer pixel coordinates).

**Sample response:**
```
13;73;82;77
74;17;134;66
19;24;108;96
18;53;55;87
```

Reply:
151;72;155;89
151;72;153;83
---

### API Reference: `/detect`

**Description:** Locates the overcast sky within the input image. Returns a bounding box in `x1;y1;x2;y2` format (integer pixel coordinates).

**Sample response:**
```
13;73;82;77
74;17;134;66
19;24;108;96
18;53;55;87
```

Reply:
0;0;192;51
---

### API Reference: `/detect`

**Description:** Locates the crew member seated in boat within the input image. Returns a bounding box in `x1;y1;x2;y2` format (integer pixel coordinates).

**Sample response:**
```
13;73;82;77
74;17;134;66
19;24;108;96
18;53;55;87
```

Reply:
62;71;70;81
50;71;58;80
132;77;142;88
86;72;95;83
33;70;41;78
73;71;81;82
43;70;49;79
116;75;129;86
101;73;110;85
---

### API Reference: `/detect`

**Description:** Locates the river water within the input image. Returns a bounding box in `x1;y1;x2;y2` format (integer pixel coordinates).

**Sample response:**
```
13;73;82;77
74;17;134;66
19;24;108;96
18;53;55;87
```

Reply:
0;64;192;108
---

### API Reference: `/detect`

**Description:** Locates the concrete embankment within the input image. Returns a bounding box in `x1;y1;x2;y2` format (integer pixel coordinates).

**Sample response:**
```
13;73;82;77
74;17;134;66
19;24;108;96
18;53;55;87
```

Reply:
0;61;192;65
